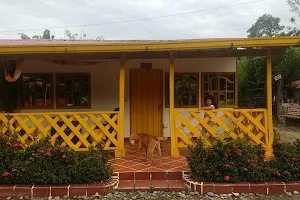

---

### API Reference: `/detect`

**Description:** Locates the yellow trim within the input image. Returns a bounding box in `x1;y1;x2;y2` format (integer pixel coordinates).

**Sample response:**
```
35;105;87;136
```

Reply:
266;49;274;158
169;51;179;157
235;58;238;108
115;54;126;157
174;108;270;154
1;37;300;54
0;111;118;151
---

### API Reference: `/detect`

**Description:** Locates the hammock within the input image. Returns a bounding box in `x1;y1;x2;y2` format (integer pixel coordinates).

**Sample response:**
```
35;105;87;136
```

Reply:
4;59;23;82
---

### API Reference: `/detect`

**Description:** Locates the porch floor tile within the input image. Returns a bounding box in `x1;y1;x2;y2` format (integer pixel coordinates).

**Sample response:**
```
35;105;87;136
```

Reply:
110;140;189;172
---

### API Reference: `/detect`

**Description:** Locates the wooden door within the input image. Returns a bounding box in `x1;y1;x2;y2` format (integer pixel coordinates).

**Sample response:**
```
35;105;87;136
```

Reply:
130;69;163;137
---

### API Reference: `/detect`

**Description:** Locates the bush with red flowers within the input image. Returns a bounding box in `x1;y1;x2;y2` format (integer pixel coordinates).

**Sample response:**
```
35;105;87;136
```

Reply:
0;131;112;185
269;138;300;181
187;136;300;182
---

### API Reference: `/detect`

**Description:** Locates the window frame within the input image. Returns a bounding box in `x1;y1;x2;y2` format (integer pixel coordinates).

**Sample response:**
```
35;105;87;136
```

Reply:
165;72;199;108
55;73;91;109
201;72;236;108
18;73;54;110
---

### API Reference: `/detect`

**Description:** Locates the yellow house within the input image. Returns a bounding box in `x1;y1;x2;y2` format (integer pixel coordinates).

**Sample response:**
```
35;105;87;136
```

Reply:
0;37;299;158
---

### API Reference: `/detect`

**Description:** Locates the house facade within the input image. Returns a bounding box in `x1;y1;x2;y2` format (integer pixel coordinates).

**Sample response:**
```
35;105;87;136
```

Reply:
0;37;299;158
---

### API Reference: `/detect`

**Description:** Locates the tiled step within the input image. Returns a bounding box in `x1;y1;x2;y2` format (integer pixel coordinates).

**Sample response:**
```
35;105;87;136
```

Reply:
116;171;187;192
117;180;186;192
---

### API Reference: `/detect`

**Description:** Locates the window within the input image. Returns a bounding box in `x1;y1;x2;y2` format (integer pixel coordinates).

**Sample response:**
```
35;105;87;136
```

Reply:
165;73;199;108
202;72;236;108
56;73;91;109
19;74;54;109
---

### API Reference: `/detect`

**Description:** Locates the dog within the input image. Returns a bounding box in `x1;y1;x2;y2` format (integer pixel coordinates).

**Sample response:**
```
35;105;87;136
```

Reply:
129;133;167;166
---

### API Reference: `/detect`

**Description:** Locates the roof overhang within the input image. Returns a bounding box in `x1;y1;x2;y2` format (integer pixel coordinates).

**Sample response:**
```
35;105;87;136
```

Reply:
0;37;298;59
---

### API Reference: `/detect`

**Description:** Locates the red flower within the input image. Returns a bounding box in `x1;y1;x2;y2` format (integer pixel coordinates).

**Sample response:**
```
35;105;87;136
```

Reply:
205;170;209;174
277;140;283;145
215;172;219;176
276;171;281;177
224;153;228;157
60;149;64;153
2;171;9;177
47;147;52;151
225;164;230;168
247;159;251;163
292;158;297;161
62;154;67;159
232;143;237;148
260;154;265;158
261;147;267;152
243;168;248;171
46;152;52;157
99;154;103;158
224;176;230;181
14;144;19;147
236;152;242;156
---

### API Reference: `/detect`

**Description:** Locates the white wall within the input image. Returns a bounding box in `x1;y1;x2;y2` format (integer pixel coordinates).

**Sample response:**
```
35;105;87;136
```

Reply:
22;57;236;137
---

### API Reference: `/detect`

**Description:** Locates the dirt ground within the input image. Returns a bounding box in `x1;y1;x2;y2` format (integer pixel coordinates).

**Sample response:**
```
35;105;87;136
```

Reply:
274;124;300;143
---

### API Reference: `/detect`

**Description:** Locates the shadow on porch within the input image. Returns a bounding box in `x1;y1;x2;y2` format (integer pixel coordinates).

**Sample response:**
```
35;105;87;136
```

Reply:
109;139;190;172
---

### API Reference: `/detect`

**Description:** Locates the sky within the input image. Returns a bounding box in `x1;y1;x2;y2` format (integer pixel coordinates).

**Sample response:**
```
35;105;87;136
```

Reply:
0;0;294;40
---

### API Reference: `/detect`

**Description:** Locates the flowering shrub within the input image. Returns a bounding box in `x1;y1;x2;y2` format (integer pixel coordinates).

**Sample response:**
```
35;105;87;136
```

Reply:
0;131;112;185
187;138;300;182
270;139;300;181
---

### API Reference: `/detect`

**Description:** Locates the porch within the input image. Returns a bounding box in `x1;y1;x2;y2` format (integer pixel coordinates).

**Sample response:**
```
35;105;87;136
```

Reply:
1;37;300;159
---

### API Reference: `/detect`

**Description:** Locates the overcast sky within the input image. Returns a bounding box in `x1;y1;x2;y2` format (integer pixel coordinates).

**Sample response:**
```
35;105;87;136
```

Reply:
0;0;294;40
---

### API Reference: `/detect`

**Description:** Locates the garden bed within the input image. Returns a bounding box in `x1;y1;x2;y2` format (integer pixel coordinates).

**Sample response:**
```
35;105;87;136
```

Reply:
1;132;112;188
0;175;118;198
183;171;300;195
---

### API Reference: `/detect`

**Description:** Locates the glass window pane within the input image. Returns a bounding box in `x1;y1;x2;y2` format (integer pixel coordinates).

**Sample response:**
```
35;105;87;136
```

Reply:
219;92;226;106
220;78;226;90
211;77;218;90
57;74;90;108
20;74;53;109
227;92;234;105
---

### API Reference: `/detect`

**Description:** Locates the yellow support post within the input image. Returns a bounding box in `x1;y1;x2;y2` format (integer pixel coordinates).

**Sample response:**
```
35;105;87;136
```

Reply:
266;48;274;158
115;54;126;157
170;51;179;157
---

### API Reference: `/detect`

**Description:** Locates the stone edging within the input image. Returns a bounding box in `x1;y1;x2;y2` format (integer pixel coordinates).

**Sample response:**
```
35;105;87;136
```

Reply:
0;174;119;198
182;171;300;195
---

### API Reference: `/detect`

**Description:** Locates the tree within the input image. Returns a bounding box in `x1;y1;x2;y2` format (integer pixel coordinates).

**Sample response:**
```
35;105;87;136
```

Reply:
247;14;285;37
64;29;104;40
18;29;54;40
18;28;104;40
288;0;300;16
239;12;300;123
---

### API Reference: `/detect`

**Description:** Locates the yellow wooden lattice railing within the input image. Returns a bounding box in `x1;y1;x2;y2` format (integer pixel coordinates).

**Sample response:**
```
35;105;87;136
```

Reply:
0;111;123;155
174;108;272;156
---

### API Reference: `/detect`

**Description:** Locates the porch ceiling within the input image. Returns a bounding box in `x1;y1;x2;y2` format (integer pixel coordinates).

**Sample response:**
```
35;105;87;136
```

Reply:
0;47;288;60
0;36;299;59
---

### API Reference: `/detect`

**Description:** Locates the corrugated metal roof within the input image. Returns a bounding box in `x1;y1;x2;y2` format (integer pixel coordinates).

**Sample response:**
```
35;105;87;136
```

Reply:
0;38;209;46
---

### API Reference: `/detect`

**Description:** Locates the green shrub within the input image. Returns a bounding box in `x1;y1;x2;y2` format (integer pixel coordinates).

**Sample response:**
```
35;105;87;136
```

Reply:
0;132;112;185
187;138;300;182
270;139;300;181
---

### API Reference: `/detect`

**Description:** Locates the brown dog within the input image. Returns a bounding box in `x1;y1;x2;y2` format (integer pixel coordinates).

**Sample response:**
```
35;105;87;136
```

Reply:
129;133;167;166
